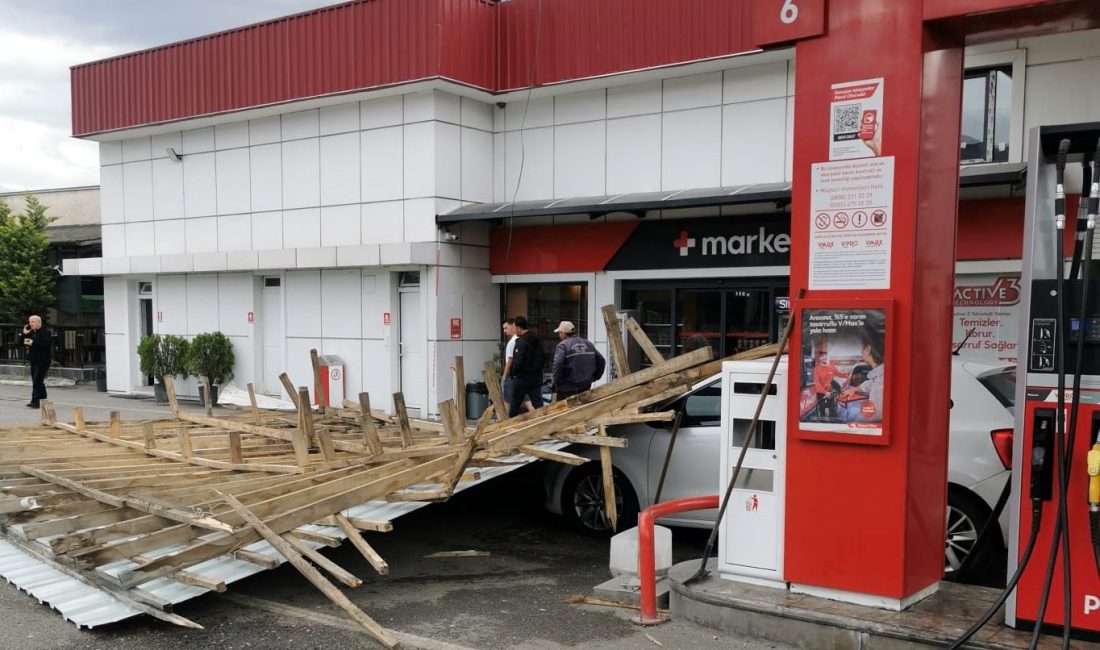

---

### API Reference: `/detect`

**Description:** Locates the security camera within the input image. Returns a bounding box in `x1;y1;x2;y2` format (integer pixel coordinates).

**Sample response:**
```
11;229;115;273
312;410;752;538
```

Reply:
495;101;506;109
165;147;182;162
442;231;459;242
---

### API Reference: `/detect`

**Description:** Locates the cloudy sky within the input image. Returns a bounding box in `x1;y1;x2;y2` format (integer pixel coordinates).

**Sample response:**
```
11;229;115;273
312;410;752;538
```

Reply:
0;0;336;193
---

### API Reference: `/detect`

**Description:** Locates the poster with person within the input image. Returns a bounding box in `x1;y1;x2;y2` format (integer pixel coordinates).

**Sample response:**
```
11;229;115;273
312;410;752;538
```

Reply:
799;307;887;438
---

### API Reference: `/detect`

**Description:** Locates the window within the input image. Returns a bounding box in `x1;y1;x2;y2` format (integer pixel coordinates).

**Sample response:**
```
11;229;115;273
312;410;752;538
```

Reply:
679;383;722;427
961;67;1012;164
502;282;588;371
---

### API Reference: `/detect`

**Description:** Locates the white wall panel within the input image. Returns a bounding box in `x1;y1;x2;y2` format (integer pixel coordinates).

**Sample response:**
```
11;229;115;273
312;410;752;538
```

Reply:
250;143;282;212
100;165;124;224
321;204;361;247
285;337;322;393
608;81;663;118
504;97;553;130
662;107;721;190
404;198;438;243
361;271;388;340
435;123;462;199
252;211;283;250
361;201;403;245
723;62;789;104
505;127;554;200
722;99;787;186
227;335;254;387
102;224;126;257
1024;60;1100;142
216;148;251;215
218;214;252;252
555;89;606;125
403;91;435;123
185;216;218;253
152;158;184;221
156;276;188;336
282;109;320;140
321;270;362;339
186;275;220;335
100;141;123;166
664;72;722;112
105;334;131;391
282;138;320;209
607;114;661;194
217;274;254;337
460;268;495;341
283;207;321;249
361;126;403;202
786;95;795;182
1020;29;1100;65
122;137;152;162
554;121;606;198
122;162;153;222
183;152;217;218
182;127;215;154
493;133;506;202
434;91;461;124
360;95;403;130
154;220;186;255
460;97;493;132
461;128;493;203
361;339;392;411
104;277;128;334
285;271;321;338
403;122;436;198
320;102;360;135
320;133;361;206
215;122;249;150
124;221;155;257
249;116;281;145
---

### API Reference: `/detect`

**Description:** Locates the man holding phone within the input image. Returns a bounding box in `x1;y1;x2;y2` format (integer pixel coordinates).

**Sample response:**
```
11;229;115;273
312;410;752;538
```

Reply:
22;315;51;408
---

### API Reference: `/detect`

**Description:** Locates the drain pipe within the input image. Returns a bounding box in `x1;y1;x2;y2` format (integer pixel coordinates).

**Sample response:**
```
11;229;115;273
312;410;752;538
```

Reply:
633;495;720;626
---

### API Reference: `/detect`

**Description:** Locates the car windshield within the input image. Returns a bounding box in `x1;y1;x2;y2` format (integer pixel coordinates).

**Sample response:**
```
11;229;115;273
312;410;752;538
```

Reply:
978;367;1016;409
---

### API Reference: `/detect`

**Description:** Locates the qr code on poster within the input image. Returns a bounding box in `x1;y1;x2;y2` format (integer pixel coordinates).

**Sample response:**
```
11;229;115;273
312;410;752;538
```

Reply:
833;104;861;134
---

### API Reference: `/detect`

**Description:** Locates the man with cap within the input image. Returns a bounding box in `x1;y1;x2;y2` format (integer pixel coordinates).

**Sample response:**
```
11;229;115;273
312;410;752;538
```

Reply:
551;320;605;401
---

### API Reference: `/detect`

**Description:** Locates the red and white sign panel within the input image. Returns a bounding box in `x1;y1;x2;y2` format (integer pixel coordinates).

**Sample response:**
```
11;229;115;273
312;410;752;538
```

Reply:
830;78;884;161
952;274;1021;363
450;318;462;340
752;0;826;48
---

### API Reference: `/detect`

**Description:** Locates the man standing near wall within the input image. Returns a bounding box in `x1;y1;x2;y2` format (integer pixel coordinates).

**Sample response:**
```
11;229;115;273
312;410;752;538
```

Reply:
508;316;544;417
22;315;51;408
551;321;605;400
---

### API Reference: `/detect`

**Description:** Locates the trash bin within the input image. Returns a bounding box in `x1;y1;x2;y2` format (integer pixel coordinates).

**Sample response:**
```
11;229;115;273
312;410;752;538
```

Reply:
465;381;489;420
95;367;107;392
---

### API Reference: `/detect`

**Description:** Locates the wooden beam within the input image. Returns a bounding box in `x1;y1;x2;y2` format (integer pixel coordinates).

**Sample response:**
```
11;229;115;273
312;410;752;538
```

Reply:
385;489;450;502
279;373;300;409
592;411;676;426
358;393;383;457
597;423;618;532
438;400;464;446
228;431;243;464
343;518;393;533
173;570;227;593
177;427;193;458
72;407;85;431
40;400;56;425
287;528;342;548
624;316;665;365
163;375;181;417
109;411;121;438
551;432;628;448
283;534;362;588
602;304;631;378
482;361;509;421
391;393;414;449
142;421;157;450
518;445;590;466
310;349;324;413
300;387;333;462
454;355;466;427
218;492;397;648
440;406;494;492
202;376;214;417
335;514;389;575
246;383;260;424
233;548;281;569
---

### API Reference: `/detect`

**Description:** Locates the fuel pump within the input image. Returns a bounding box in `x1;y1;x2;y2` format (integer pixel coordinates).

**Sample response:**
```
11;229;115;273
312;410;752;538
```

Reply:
1005;123;1100;642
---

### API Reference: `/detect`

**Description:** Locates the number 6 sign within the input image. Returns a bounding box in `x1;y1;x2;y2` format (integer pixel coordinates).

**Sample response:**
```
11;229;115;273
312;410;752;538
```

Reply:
752;0;825;48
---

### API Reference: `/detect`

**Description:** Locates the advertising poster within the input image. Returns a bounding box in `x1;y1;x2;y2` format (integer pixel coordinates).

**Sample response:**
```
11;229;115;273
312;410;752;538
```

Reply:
799;308;887;438
809;156;894;290
951;274;1021;363
829;78;884;161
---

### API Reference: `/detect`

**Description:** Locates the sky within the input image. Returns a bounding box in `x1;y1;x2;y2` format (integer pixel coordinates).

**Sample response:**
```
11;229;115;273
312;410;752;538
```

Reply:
0;0;337;193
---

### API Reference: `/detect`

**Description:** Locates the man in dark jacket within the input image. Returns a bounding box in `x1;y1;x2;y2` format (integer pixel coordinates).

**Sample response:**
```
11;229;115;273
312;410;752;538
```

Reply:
551;320;605;400
22;315;51;408
508;316;545;417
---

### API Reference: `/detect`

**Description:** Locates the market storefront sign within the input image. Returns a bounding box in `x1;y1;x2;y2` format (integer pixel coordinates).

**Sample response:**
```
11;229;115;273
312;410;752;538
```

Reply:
606;215;791;270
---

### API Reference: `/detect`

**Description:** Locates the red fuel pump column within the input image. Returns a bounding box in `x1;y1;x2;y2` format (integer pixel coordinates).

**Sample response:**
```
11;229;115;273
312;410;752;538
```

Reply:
782;0;964;607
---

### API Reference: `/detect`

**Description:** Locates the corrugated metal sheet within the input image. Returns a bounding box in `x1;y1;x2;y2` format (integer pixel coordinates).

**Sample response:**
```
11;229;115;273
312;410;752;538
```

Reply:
71;0;757;137
0;442;565;628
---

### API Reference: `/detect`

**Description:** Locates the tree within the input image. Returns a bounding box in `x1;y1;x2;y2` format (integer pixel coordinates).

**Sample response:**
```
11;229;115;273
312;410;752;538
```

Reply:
0;195;57;323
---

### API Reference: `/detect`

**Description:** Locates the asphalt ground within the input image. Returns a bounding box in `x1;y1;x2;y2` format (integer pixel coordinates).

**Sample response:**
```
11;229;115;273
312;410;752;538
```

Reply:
0;384;795;650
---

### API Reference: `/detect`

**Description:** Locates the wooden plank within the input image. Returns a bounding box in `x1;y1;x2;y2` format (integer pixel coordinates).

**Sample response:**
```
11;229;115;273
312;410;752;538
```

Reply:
629;384;692;412
391;393;414;449
109;411;121;438
453;356;466;427
335;514;389;575
202;376;214;417
343;518;393;533
288;528;342;548
602;304;631;378
518;445;590;466
233;548;281;569
218;492;397;648
482;361;509;421
310;348;324;413
73;407;85;431
438;400;464;446
385;489;451;502
163;375;181;417
372;444;465;462
173;570;227;593
358;393;383;457
551;432;628;448
175;413;365;455
142;421;157;450
246;383;260;424
300;387;334;461
440;407;494;491
284;534;362;588
597;424;618;532
592;411;676;426
228;431;243;464
624;316;665;365
40;400;56;425
177;427;193;458
279;373;300;409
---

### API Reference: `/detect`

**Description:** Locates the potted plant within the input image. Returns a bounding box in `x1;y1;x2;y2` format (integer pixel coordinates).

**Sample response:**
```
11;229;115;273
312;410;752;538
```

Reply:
137;334;191;402
187;331;235;407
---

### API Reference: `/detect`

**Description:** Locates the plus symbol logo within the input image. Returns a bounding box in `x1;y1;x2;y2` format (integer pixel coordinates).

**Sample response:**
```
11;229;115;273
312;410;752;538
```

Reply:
673;230;696;256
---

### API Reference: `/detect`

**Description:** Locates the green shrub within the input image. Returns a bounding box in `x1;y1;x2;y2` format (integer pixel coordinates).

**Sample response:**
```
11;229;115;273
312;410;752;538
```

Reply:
186;332;235;385
136;334;191;383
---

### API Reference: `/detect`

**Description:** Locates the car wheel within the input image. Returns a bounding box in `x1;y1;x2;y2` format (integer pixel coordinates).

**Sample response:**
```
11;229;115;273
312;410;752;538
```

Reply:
944;486;1004;584
560;464;639;537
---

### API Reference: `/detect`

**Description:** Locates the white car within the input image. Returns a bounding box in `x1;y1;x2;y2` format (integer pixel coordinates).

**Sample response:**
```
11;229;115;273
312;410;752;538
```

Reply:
543;356;1016;582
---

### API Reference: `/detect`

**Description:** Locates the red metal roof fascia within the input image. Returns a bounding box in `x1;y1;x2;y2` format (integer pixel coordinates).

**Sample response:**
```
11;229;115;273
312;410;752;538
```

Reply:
489;222;638;275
